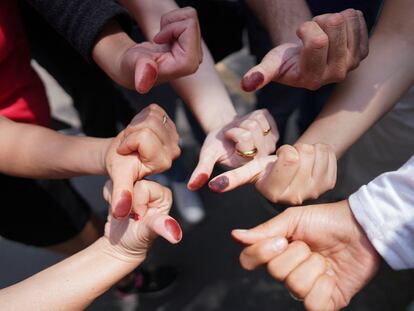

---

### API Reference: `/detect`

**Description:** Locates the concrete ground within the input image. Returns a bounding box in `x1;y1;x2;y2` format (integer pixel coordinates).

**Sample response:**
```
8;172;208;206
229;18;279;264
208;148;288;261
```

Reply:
1;50;413;311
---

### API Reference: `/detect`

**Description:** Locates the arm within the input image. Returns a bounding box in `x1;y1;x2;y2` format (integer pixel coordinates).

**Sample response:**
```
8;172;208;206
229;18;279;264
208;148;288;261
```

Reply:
297;0;414;158
246;0;311;45
0;238;140;311
0;117;108;178
119;0;237;132
243;1;368;91
0;180;181;311
27;0;130;61
349;155;414;270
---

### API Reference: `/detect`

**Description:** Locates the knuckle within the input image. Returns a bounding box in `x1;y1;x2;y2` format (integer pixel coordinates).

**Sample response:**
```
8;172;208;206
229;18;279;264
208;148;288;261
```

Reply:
306;80;323;91
240;131;253;142
294;143;314;155
292;240;311;254
267;260;285;281
314;143;329;153
277;145;299;163
309;34;329;50
327;13;344;26
297;21;314;37
183;6;197;18
286;277;307;299
330;68;347;82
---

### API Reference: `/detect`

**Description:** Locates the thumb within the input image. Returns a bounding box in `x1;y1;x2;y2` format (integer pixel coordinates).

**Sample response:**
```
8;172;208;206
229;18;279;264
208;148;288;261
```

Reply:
241;47;284;92
208;156;276;193
188;149;219;191
146;214;183;244
109;159;136;219
135;58;159;94
232;207;299;245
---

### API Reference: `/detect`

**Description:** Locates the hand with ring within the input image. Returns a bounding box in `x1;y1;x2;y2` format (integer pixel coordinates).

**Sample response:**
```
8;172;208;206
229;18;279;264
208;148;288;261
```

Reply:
232;200;380;310
188;109;279;191
208;143;336;205
105;104;181;219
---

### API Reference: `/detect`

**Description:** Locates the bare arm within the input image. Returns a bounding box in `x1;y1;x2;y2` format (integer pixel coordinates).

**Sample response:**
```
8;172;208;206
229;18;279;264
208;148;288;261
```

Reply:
297;0;414;158
246;0;312;44
0;180;181;311
0;117;109;178
119;0;237;133
0;238;139;311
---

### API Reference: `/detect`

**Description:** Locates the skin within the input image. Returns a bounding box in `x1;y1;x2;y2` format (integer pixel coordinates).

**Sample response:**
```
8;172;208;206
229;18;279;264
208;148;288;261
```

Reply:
245;1;369;91
208;143;336;205
117;0;280;190
232;200;380;311
209;0;414;205
0;180;182;311
188;109;279;191
0;104;180;219
92;8;203;94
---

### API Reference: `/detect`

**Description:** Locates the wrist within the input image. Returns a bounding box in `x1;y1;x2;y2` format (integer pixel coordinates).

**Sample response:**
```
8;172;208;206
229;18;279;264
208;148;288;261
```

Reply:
100;138;114;176
99;236;146;266
92;20;136;86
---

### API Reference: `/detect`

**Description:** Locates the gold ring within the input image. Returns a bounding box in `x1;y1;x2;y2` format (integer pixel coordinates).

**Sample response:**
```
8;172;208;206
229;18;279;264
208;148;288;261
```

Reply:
263;128;271;136
236;147;258;159
162;115;168;127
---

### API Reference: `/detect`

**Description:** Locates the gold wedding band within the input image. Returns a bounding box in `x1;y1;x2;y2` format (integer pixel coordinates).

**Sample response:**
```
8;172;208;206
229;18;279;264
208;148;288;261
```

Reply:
162;115;168;127
263;128;271;136
236;147;258;159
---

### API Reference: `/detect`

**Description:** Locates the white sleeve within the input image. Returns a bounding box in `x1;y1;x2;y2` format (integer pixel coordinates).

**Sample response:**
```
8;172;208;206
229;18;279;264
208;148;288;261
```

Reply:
348;155;414;270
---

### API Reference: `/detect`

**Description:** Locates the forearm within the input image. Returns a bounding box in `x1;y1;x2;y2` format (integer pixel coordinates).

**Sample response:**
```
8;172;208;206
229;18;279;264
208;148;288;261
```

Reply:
92;20;136;88
297;0;414;158
0;238;141;310
349;156;414;270
0;118;109;178
28;0;130;61
121;0;237;132
246;0;311;45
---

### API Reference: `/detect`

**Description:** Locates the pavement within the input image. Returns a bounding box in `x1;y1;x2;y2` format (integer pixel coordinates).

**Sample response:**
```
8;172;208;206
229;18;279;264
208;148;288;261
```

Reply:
0;50;413;311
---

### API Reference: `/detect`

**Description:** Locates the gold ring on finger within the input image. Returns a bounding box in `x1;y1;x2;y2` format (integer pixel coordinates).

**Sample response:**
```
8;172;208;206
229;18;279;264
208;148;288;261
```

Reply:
162;115;169;127
263;128;271;136
236;147;258;159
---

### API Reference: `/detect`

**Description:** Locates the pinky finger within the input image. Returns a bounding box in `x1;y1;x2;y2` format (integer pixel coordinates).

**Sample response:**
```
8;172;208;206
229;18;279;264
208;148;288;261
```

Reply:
304;274;336;311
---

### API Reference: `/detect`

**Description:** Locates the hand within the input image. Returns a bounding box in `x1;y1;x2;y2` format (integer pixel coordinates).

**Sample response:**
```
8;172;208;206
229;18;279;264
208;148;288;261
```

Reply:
188;109;279;191
232;200;380;310
117;7;203;94
208;143;336;205
103;179;182;262
241;9;369;92
104;104;180;218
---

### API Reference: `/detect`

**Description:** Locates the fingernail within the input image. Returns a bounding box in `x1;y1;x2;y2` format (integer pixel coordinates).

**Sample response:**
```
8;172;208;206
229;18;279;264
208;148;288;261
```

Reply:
241;72;264;92
188;173;208;191
231;229;248;245
272;238;288;252
137;64;157;94
133;212;140;221
114;190;132;218
209;176;229;192
165;218;182;242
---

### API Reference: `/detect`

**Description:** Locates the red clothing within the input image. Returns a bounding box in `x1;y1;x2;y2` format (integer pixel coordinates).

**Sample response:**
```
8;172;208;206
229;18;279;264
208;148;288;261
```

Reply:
0;1;50;127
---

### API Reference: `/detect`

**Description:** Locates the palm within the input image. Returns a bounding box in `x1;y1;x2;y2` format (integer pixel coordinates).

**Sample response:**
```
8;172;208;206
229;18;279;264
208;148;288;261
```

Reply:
289;203;381;308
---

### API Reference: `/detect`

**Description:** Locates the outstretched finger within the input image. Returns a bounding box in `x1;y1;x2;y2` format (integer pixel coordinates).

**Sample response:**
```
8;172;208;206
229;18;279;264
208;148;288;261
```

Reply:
134;57;158;94
241;45;292;92
188;149;219;191
208;156;276;193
